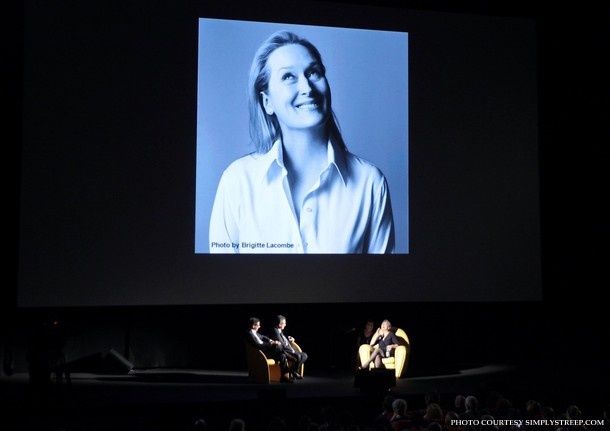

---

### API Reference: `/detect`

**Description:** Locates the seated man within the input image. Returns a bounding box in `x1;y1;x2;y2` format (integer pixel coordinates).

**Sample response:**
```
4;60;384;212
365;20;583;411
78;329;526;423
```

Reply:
245;317;293;383
270;314;308;380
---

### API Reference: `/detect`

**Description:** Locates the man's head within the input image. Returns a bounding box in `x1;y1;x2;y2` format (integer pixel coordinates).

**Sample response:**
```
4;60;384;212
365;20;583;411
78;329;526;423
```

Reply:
249;317;261;331
276;314;287;329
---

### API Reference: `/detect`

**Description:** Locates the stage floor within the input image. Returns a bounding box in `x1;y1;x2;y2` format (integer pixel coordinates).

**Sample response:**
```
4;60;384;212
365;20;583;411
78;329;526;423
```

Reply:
1;363;517;406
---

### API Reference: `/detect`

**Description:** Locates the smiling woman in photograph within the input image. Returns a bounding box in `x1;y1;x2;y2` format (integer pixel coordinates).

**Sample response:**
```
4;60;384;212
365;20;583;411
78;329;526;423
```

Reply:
209;30;395;254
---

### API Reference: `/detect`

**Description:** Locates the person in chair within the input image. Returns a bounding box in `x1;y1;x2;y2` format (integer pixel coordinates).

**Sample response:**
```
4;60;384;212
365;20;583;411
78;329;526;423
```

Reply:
270;315;308;380
245;317;293;383
359;319;398;370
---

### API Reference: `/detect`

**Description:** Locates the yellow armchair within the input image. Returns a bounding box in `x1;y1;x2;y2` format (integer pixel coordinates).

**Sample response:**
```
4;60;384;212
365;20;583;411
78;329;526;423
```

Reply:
245;341;304;384
358;327;410;378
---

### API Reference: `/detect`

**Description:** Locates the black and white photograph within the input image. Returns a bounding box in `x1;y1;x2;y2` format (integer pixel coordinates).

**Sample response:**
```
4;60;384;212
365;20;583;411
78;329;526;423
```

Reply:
195;18;409;254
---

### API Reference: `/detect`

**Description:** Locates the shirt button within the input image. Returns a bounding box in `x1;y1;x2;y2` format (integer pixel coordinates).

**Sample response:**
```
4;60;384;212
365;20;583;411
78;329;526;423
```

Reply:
306;207;313;212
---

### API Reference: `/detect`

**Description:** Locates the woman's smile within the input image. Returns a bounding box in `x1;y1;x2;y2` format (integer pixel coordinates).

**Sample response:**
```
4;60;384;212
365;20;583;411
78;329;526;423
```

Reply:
295;100;320;110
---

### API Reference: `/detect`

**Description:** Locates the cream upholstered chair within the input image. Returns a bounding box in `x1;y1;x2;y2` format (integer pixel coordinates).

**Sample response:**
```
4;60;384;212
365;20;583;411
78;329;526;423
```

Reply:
358;327;410;378
245;341;304;384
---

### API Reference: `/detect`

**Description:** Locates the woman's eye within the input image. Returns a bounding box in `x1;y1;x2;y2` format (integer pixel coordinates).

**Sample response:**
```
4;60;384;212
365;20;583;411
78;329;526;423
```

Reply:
307;69;323;80
307;66;324;79
281;73;295;81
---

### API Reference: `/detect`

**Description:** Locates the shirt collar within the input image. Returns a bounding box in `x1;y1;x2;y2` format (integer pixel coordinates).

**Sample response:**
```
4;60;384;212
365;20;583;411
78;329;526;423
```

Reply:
251;329;262;343
260;139;348;186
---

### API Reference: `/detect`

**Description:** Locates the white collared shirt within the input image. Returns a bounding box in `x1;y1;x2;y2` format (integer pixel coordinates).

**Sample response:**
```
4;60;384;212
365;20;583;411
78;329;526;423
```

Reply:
251;329;262;344
209;140;395;254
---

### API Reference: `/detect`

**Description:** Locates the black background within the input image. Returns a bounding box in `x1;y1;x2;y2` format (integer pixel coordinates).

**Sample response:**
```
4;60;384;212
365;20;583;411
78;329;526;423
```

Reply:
17;0;541;306
6;0;609;393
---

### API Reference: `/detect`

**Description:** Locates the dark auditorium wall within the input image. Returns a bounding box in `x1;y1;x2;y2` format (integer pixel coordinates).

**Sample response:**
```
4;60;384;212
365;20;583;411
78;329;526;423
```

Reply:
6;0;608;391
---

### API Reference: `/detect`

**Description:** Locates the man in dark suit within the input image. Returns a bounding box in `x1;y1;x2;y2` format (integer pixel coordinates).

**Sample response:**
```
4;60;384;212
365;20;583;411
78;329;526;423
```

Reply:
270;315;308;380
245;317;293;383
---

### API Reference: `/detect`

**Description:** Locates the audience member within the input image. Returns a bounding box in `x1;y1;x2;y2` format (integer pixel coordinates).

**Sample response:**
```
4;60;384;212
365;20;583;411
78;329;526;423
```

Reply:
459;396;480;420
480;413;498;431
336;410;359;431
376;395;396;424
444;411;460;431
267;416;288;431
524;399;544;421
543;406;556;421
320;405;338;431
229;418;246;431
390;398;409;423
192;418;208;430
298;414;313;431
423;403;444;426
566;405;582;421
454;395;466;416
494;397;514;420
